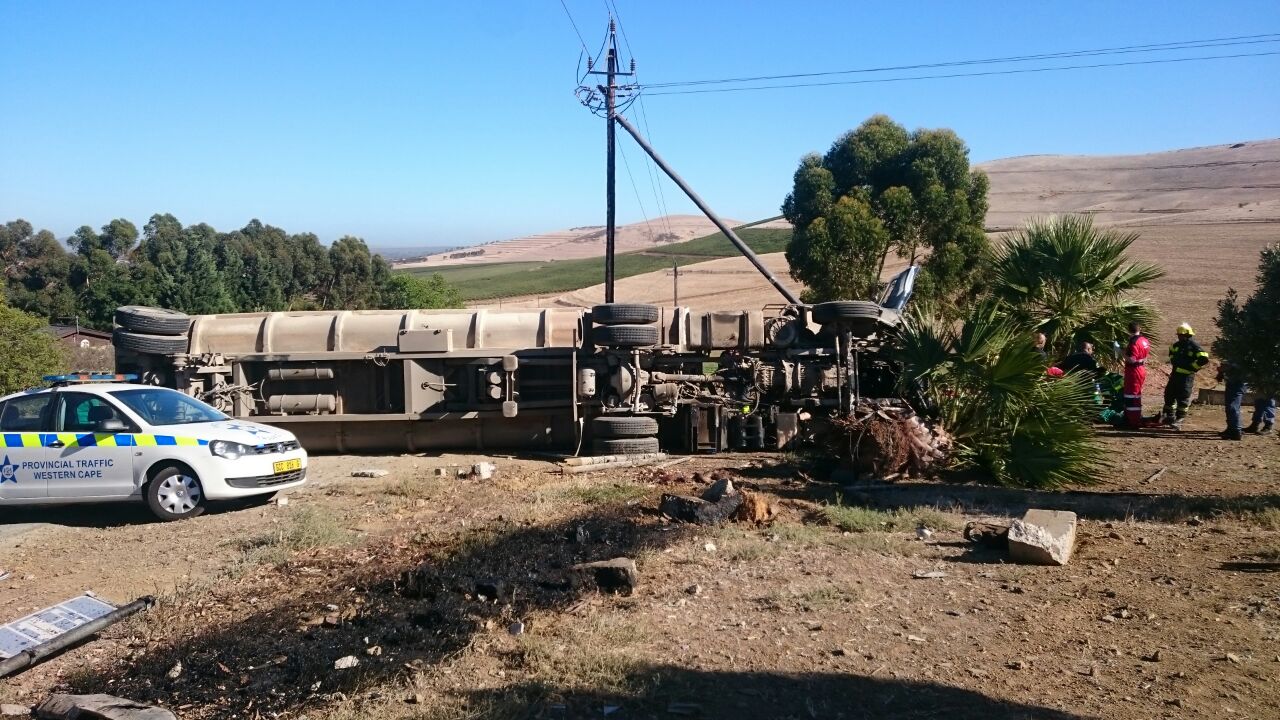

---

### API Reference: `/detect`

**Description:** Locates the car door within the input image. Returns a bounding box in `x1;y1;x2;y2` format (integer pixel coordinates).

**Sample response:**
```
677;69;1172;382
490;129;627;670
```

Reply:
46;392;137;499
0;394;54;500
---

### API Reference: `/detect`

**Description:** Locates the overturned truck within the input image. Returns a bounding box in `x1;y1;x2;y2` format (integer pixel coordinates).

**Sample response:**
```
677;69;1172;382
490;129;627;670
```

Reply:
112;268;917;455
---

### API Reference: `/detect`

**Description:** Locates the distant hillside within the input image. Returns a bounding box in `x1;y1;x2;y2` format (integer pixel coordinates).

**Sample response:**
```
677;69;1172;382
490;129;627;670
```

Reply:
395;214;734;269
979;139;1280;230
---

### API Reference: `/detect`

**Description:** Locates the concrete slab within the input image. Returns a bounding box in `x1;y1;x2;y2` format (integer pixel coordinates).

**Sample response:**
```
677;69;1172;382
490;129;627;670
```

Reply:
1008;509;1078;566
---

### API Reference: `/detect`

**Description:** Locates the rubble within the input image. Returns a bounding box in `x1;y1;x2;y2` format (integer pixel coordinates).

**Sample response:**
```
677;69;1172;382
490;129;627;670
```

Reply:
570;557;638;594
472;462;496;480
1008;510;1078;566
34;695;175;720
334;656;360;670
1;706;29;717
351;469;389;478
659;477;743;524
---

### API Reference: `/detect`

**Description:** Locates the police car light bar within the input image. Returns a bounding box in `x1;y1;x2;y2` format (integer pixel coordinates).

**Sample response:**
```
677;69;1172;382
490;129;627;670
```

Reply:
43;373;140;385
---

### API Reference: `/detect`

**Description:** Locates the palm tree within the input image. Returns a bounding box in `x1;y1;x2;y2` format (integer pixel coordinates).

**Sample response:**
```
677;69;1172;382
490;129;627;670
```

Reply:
894;301;1107;488
991;215;1165;356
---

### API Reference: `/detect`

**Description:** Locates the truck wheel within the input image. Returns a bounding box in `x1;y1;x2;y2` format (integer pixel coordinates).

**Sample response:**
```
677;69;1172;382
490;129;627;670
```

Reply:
593;415;660;438
146;466;206;521
591;303;659;325
113;329;189;355
592;437;661;455
593;324;659;348
114;306;191;336
812;301;881;324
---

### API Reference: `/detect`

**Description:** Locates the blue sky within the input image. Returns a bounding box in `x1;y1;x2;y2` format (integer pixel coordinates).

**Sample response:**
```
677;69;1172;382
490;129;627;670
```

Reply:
2;1;1278;249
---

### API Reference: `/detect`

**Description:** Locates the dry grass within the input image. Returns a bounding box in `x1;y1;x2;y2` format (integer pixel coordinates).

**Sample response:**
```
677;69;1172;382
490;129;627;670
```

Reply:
235;506;352;566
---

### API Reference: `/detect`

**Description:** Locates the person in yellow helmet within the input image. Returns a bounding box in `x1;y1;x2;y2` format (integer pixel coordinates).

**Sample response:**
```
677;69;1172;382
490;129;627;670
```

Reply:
1159;322;1210;428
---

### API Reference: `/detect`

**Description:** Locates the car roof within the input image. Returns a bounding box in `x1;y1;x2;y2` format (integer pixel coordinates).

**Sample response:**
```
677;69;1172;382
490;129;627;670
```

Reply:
0;382;164;403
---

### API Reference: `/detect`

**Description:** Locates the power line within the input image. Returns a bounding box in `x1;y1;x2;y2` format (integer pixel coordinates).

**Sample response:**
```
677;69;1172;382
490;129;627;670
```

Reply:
605;0;674;238
617;138;656;249
641;33;1280;89
642;50;1280;96
558;0;590;55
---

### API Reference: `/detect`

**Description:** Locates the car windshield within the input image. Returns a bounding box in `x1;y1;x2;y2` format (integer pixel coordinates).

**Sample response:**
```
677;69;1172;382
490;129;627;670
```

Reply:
109;388;227;426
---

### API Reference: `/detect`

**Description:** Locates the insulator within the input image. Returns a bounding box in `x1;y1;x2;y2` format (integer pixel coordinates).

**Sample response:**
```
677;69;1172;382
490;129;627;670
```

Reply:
610;19;616;32
630;59;636;72
587;58;594;70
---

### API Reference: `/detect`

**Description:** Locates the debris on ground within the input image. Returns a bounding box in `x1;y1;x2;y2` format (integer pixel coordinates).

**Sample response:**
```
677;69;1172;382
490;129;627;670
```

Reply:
964;520;1011;547
350;469;389;478
34;694;175;720
659;476;743;524
734;490;776;523
471;462;497;480
827;405;952;479
561;453;668;474
1;705;29;717
570;557;637;595
1008;509;1078;566
912;570;947;580
333;656;359;670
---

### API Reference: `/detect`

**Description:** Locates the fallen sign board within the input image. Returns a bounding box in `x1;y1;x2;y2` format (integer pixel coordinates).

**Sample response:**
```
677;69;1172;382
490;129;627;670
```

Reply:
0;594;118;659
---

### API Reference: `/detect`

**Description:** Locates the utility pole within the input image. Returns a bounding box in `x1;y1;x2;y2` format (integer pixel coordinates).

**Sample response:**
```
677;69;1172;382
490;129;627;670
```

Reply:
585;18;634;303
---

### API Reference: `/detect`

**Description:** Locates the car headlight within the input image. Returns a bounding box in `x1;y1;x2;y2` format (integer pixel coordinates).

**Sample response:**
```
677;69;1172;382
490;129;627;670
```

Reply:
210;440;251;460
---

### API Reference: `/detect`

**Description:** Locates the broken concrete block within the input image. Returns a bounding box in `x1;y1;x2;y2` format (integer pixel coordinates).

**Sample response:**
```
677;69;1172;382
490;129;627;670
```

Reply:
35;694;176;720
1008;509;1078;566
1;705;30;718
570;557;637;594
351;469;389;478
472;462;496;480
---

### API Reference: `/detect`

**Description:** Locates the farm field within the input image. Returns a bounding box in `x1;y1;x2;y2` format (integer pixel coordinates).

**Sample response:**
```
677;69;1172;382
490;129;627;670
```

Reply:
403;228;790;302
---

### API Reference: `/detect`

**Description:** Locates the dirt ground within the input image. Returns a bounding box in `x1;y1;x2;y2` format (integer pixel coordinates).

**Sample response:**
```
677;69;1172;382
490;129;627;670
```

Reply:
0;405;1277;720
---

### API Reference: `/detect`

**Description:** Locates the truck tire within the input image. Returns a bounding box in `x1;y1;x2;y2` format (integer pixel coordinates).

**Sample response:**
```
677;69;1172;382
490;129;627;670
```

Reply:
114;306;191;336
591;303;659;325
113;329;190;356
592;437;661;455
812;301;881;324
593;415;660;438
593;324;659;348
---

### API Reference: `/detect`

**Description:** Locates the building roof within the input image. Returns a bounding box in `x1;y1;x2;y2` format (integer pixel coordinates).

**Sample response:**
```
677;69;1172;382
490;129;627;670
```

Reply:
44;324;114;341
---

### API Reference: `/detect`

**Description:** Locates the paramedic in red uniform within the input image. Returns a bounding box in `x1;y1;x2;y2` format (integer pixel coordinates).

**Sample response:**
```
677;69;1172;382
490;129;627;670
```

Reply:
1122;321;1151;428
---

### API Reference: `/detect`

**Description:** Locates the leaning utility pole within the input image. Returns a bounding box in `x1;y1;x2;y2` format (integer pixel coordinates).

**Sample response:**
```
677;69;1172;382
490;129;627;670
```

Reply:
584;18;634;303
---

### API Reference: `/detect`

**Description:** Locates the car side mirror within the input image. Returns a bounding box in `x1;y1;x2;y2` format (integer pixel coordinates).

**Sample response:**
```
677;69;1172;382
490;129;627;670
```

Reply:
97;418;127;433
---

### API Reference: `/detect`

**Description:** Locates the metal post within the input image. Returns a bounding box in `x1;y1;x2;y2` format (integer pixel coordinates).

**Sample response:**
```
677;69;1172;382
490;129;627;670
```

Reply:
673;262;679;306
604;31;617;303
613;114;801;305
0;596;155;678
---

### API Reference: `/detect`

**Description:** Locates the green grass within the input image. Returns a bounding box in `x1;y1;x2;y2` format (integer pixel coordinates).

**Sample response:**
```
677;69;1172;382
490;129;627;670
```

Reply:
399;227;792;302
553;482;649;505
819;503;958;533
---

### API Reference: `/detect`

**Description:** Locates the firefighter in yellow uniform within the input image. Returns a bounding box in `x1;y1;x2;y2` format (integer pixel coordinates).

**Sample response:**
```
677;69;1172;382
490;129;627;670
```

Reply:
1160;322;1210;428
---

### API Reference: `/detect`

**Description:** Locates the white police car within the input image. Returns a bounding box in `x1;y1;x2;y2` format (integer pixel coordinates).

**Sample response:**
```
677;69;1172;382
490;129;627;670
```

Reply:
0;374;307;520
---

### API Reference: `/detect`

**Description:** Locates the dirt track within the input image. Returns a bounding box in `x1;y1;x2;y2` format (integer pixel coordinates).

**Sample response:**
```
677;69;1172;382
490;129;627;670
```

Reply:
0;409;1276;719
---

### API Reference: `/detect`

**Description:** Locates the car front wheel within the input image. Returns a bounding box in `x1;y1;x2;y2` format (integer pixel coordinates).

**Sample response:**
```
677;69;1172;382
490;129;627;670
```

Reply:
146;466;207;521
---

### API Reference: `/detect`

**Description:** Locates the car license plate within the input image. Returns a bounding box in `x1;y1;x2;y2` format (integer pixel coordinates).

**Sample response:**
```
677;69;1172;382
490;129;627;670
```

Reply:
273;459;301;474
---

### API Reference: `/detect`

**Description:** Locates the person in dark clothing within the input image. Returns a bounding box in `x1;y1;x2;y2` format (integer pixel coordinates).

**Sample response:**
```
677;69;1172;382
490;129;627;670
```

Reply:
1218;360;1276;439
1057;341;1101;377
1159;322;1209;428
1032;332;1048;361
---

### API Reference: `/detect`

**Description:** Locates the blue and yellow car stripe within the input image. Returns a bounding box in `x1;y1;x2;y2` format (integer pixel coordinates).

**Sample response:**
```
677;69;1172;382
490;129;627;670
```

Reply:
0;433;209;449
